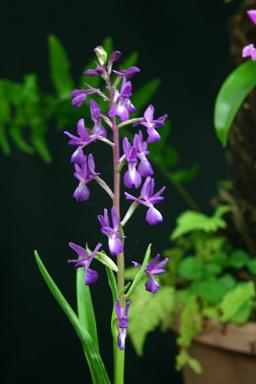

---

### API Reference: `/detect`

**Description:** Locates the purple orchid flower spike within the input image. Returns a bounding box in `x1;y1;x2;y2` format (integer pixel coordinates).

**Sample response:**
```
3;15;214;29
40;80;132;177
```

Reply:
133;131;153;177
90;99;107;137
122;137;142;188
73;154;99;202
71;88;98;108
135;104;168;143
125;177;165;225
109;78;136;121
68;242;102;285
98;207;124;256
132;254;169;294
116;299;130;350
113;66;140;78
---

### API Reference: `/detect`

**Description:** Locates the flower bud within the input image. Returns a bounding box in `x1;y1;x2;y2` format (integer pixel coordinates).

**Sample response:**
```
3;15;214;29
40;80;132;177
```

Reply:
94;46;108;65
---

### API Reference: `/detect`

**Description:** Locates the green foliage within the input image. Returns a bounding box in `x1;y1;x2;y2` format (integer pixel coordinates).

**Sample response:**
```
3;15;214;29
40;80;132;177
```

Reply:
219;282;255;322
34;251;110;384
214;60;256;146
128;281;176;355
176;349;202;374
48;35;74;99
177;296;202;348
171;205;230;240
76;267;99;353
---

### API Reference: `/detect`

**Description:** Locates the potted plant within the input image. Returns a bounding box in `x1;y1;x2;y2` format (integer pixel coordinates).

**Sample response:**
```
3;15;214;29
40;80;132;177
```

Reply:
125;2;256;383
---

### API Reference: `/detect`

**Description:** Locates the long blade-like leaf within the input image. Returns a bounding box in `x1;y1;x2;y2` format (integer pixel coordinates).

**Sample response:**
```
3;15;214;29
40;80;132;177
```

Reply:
126;244;151;298
34;250;110;384
76;267;99;352
48;35;74;99
214;60;256;146
133;79;161;113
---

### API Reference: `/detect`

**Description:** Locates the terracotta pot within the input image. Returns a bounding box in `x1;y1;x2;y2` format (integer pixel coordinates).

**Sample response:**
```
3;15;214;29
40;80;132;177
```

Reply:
183;320;256;384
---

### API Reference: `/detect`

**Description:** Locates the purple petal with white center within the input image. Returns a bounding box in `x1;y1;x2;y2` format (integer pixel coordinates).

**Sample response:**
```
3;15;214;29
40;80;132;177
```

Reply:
84;66;104;76
118;329;127;350
108;237;123;256
71;147;85;164
73;182;90;202
146;206;163;225
124;165;142;189
147;127;161;143
138;157;153;177
145;276;159;294
144;104;154;122
247;10;256;25
85;268;99;285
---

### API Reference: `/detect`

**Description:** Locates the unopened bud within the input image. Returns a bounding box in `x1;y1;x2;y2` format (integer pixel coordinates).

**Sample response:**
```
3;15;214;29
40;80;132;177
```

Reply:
94;46;107;65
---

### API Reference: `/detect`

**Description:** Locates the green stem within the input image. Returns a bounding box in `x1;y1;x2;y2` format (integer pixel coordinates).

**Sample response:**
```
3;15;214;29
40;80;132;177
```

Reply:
114;350;125;384
108;76;126;384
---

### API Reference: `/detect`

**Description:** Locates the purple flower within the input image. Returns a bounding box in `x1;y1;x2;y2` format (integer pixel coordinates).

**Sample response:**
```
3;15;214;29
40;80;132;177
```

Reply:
122;137;141;189
132;254;169;294
64;118;96;148
135;105;168;143
71;89;98;108
68;242;102;285
73;154;98;202
109;78;136;121
133;131;153;177
98;207;124;256
113;66;140;77
116;300;130;350
125;177;165;225
84;65;104;76
247;9;256;25
90;100;107;137
109;50;122;65
242;43;256;60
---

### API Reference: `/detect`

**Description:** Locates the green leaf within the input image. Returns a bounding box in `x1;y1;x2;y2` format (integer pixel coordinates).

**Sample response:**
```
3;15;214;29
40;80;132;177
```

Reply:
228;249;249;269
102;36;113;55
191;274;236;305
76;267;99;353
171;205;230;240
121;52;139;68
125;244;151;299
177;296;202;348
178;257;203;281
106;267;118;305
133;79;161;113
94;250;118;272
48;35;74;99
214;60;256;146
232;300;253;324
247;259;256;275
176;349;202;374
170;164;199;185
128;282;175;355
219;282;255;322
34;250;110;384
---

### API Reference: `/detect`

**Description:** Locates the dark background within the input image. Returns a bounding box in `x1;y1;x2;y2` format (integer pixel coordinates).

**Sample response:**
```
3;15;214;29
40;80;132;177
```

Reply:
1;0;242;383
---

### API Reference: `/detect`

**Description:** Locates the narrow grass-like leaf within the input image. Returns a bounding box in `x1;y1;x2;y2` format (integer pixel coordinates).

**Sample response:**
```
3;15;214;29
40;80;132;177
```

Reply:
126;244;151;298
106;267;118;304
95;251;118;272
214;60;256;146
76;267;99;353
34;250;110;384
48;35;74;99
0;83;11;154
